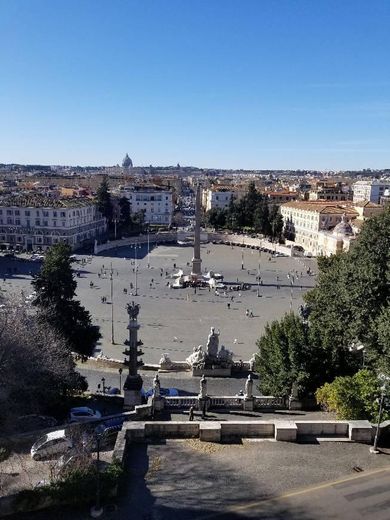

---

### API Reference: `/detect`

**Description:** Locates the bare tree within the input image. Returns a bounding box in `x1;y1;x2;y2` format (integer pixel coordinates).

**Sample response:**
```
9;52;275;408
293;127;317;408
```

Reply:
0;297;85;430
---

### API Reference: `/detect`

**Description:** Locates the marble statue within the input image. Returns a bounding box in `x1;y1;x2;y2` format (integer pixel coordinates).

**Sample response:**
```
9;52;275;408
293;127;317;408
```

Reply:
206;327;220;358
199;374;207;398
186;345;206;367
159;353;173;370
217;345;233;363
244;374;253;399
153;373;161;397
249;354;256;372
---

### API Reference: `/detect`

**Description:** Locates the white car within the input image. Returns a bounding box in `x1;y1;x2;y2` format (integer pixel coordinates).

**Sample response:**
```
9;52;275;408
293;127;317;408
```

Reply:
69;407;101;423
31;429;72;461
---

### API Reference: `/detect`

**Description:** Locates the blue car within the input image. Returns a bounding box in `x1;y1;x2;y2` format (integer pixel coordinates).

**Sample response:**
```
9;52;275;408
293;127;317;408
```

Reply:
141;387;179;398
95;416;125;436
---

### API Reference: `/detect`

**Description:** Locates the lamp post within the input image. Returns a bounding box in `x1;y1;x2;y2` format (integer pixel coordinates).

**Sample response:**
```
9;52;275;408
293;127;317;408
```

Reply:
101;377;106;395
241;249;244;270
370;375;389;454
118;367;123;392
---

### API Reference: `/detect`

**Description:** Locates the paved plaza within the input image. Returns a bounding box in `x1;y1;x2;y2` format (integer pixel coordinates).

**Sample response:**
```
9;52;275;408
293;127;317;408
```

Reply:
16;442;390;520
0;243;317;364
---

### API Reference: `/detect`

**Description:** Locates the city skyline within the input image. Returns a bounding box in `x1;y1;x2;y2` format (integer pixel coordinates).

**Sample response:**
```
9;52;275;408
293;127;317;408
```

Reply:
1;0;390;169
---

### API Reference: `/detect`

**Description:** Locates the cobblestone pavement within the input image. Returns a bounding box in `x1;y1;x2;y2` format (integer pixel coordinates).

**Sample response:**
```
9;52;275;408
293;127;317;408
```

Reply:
0;244;317;364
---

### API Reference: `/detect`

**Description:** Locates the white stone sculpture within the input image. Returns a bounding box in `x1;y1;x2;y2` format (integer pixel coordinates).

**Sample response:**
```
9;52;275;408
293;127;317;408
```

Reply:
153;373;161;397
199;374;207;398
159;353;173;370
206;327;220;358
186;345;206;367
244;374;253;399
217;345;233;363
249;354;257;372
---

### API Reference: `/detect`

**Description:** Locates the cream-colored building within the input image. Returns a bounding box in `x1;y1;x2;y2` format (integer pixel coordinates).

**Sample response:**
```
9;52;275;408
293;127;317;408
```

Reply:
281;201;358;256
0;194;106;251
202;188;244;211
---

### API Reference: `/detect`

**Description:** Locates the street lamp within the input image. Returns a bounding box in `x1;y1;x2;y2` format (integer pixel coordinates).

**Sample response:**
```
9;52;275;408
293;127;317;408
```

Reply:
110;263;115;344
101;377;106;395
241;249;244;270
118;367;123;392
370;374;389;454
147;230;150;269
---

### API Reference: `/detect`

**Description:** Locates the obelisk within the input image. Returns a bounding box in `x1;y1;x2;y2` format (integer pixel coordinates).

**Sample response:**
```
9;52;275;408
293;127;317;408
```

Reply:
123;301;144;410
191;184;202;277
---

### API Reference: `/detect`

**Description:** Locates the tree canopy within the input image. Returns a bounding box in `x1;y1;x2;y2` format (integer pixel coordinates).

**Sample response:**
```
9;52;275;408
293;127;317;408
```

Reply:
305;208;390;373
32;243;101;357
96;175;112;222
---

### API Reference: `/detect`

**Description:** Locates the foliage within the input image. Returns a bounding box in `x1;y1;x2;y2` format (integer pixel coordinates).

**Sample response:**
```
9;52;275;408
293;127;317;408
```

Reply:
15;461;123;509
305;208;390;374
205;182;284;240
32;243;101;357
0;297;85;426
255;312;329;398
96;175;112;222
119;196;131;229
316;370;389;421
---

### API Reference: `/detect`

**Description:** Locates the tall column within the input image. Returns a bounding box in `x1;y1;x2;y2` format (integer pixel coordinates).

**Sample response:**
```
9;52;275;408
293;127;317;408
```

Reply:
123;302;144;410
192;184;202;276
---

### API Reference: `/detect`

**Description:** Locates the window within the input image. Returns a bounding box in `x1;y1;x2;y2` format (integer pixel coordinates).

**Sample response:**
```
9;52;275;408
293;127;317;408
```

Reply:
53;211;57;217
25;210;30;216
62;221;65;227
35;219;40;226
0;210;2;215
15;210;20;216
15;219;20;225
26;220;30;228
43;211;49;217
6;210;12;215
53;221;56;227
43;221;48;227
36;210;40;216
7;218;13;224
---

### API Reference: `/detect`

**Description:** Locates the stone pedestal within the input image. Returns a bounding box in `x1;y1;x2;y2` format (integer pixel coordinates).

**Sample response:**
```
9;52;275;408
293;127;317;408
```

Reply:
152;396;165;412
198;397;210;413
123;374;143;410
243;398;254;411
192;367;231;377
288;397;303;410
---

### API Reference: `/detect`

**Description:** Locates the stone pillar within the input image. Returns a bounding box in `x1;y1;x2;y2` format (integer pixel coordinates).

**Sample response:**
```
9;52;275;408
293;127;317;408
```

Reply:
191;184;202;277
123;302;144;410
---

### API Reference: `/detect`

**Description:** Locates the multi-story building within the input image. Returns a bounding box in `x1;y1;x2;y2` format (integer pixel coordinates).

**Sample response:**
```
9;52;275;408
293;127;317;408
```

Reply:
265;191;298;208
353;180;390;204
281;201;358;255
0;194;106;251
118;186;173;225
308;181;351;202
202;187;245;211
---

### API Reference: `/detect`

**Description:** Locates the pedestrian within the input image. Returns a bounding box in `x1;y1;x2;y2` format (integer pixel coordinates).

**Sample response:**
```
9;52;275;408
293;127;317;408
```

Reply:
101;296;104;303
245;309;249;317
227;303;230;309
189;406;194;421
249;310;253;318
231;296;234;302
98;273;101;278
90;281;94;288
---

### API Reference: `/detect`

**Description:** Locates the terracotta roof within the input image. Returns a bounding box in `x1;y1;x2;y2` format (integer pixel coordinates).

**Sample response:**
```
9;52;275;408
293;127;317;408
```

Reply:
281;201;358;215
0;194;96;208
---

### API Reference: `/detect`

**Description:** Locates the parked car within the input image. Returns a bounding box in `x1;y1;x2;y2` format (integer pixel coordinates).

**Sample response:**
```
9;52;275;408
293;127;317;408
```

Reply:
31;429;73;461
141;387;179;399
95;416;125;437
68;407;101;423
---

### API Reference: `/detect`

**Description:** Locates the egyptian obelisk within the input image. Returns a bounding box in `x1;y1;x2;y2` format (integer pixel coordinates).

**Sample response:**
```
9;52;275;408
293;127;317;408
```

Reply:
191;184;202;277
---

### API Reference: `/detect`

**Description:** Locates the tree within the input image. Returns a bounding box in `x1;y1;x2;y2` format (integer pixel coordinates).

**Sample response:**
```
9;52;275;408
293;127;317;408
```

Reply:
119;196;131;230
305;208;390;374
206;208;227;228
255;312;328;398
316;370;388;421
269;207;284;242
96;176;112;222
0;298;86;428
32;243;101;357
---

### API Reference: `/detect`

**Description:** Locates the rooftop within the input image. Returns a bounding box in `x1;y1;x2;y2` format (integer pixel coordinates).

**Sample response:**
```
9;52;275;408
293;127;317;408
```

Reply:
281;201;358;215
0;194;96;208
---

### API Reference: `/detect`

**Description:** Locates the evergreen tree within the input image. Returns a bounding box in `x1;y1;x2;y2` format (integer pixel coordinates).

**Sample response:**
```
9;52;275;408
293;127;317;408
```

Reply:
96;176;112;222
119;196;131;229
32;243;101;357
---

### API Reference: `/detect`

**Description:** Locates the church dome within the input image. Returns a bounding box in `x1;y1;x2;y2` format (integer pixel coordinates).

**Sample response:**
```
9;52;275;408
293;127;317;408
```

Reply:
333;214;353;237
122;154;133;169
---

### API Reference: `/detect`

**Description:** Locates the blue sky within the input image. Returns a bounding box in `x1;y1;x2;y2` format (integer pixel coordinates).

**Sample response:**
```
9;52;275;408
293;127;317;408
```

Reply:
1;0;389;169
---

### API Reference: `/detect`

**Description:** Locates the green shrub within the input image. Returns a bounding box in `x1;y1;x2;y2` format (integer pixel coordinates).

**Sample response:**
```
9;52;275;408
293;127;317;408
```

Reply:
316;369;389;421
